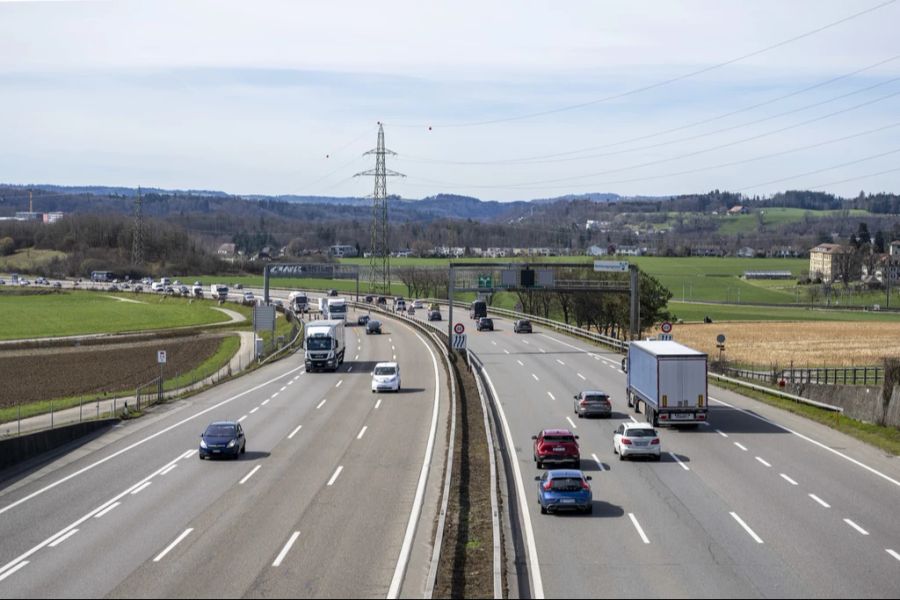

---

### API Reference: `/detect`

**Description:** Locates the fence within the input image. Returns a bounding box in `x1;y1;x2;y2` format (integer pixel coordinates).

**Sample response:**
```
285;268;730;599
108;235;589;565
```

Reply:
720;365;884;386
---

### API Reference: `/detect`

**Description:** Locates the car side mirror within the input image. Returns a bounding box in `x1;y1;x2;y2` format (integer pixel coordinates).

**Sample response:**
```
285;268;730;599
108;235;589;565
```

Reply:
585;476;593;481
573;395;579;400
534;476;541;481
531;435;537;440
575;435;580;439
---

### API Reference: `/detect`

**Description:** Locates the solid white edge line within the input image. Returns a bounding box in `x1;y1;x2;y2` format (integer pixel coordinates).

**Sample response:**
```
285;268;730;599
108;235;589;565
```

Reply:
357;426;368;440
130;481;152;495
272;531;301;567
48;529;79;548
160;464;178;476
669;452;690;471
710;396;900;489
566;416;578;429
780;473;798;486
153;528;194;562
93;502;121;519
844;518;869;535
0;365;305;520
628;513;650;544
730;512;764;543
755;456;772;468
288;424;303;439
886;549;900;562
239;465;262;485
387;330;442;599
479;366;544;599
0;561;28;582
809;493;831;508
592;453;606;472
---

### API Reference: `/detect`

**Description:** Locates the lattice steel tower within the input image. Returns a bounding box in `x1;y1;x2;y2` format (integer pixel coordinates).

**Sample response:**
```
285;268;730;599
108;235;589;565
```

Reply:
354;123;405;294
131;187;144;266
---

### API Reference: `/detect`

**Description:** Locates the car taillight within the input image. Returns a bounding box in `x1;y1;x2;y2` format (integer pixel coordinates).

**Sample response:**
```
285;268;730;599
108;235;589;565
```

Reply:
697;413;706;420
581;480;591;491
621;438;632;445
579;399;588;406
651;438;660;445
660;414;669;420
543;481;553;491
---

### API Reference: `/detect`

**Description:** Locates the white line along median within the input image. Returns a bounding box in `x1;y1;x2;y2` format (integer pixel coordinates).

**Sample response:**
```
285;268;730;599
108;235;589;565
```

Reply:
154;528;194;562
730;512;764;544
272;531;301;567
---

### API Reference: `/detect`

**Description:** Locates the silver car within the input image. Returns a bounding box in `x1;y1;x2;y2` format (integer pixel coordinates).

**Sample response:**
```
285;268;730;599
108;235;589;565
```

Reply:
613;422;661;461
573;390;612;418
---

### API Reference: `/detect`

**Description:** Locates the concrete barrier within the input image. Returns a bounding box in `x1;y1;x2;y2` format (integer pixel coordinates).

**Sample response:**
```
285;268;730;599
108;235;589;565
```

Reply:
0;419;118;471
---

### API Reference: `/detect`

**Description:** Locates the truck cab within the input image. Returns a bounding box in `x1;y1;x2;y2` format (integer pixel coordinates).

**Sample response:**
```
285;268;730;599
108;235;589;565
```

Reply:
304;320;346;372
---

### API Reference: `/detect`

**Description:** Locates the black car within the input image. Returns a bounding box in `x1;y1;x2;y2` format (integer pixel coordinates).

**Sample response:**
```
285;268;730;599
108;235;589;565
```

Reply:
358;315;370;326
328;289;338;297
514;319;533;334
199;421;246;460
364;295;374;303
376;296;387;306
366;320;382;334
476;317;494;332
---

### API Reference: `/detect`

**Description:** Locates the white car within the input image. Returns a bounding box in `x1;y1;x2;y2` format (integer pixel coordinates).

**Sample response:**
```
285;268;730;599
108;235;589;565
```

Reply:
613;422;661;461
413;300;424;309
371;362;401;393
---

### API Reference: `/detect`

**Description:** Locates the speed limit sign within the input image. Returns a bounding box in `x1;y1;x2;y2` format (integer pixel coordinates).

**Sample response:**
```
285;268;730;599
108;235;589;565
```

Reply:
454;322;465;335
660;321;673;334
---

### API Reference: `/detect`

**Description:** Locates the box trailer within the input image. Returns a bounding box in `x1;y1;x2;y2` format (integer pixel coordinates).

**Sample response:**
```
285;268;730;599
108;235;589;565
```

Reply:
626;340;708;427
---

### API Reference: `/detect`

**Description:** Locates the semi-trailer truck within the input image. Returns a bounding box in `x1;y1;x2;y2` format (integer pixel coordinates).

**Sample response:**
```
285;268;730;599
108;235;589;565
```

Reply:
288;291;309;313
210;284;229;300
625;340;708;427
304;320;345;372
326;298;348;322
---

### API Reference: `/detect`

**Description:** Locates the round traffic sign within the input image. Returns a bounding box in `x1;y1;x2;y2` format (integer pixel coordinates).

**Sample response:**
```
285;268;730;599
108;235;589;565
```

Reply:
454;322;465;335
661;321;673;334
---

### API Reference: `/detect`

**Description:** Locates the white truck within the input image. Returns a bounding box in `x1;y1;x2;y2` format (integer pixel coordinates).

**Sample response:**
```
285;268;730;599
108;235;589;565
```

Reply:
304;319;345;372
625;340;709;427
325;298;348;322
318;297;328;315
210;284;229;301
288;291;309;313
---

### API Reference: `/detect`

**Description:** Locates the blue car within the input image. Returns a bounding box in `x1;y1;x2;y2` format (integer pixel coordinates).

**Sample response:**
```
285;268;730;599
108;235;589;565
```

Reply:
199;421;246;460
536;470;593;514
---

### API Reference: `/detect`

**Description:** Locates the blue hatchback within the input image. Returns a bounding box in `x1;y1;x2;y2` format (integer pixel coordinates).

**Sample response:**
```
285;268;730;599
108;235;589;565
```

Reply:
536;470;593;514
199;421;246;460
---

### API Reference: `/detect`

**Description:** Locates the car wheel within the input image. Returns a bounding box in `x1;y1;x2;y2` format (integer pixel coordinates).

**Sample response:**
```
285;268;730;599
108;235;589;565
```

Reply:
655;454;661;462
242;444;246;454
584;504;593;515
537;460;543;469
540;505;547;515
613;443;617;454
619;452;625;461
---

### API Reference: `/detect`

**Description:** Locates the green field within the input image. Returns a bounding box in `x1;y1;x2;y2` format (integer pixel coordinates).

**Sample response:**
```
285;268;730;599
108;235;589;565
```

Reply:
0;249;66;271
716;208;870;235
0;290;233;340
668;301;900;323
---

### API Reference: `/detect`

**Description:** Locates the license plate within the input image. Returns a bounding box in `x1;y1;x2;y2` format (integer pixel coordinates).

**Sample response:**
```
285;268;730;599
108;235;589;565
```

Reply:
553;447;565;452
672;413;694;420
212;449;221;453
560;498;576;503
634;441;648;447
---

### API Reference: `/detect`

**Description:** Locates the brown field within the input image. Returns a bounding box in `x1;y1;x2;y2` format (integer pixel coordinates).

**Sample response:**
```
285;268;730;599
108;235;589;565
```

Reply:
0;334;225;407
674;321;900;367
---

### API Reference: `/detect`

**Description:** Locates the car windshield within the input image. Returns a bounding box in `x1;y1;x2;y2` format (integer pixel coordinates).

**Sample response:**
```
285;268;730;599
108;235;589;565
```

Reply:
543;435;575;443
482;319;493;325
585;395;609;403
368;321;381;329
307;338;333;350
205;425;235;437
549;478;584;491
375;367;396;375
626;428;657;438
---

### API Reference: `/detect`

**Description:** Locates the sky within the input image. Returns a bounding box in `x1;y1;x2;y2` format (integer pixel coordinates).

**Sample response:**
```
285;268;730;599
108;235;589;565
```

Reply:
0;0;899;202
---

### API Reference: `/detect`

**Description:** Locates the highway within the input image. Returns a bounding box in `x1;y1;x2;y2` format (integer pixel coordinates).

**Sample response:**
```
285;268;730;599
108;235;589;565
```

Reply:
412;306;900;598
0;306;449;598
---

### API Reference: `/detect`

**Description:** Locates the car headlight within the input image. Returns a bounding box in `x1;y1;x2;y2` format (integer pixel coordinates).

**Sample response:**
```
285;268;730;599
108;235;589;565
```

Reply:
200;439;208;449
227;439;236;448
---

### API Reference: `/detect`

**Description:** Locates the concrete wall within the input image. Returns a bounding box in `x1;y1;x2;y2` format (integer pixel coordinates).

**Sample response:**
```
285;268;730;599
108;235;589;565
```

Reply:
0;419;117;472
785;383;900;427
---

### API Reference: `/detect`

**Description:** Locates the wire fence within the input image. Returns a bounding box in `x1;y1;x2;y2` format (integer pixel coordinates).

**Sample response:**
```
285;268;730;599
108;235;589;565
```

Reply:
719;365;884;386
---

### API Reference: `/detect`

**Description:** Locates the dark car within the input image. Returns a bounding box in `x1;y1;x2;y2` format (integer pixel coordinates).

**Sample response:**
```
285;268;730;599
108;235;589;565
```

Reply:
234;283;244;290
376;296;387;306
428;309;442;321
328;289;338;297
573;390;612;418
364;295;374;303
476;317;494;332
358;315;370;326
533;429;580;469
514;319;533;334
536;470;593;514
366;319;382;334
199;421;246;460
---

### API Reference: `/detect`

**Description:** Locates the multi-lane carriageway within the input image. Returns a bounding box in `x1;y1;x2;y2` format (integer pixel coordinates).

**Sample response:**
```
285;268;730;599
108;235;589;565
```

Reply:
407;306;900;599
0;307;449;598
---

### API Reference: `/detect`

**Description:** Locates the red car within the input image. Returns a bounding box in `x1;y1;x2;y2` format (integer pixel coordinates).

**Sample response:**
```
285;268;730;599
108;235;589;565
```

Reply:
532;429;580;469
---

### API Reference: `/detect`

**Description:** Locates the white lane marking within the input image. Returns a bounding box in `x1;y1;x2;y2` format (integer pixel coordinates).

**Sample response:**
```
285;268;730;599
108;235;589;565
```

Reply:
327;465;344;487
160;464;178;476
271;392;279;398
280;386;287;392
670;453;690;471
577;373;586;380
250;407;260;414
316;399;327;410
239;465;262;485
389;338;393;342
272;531;301;567
517;360;524;366
154;528;194;562
780;473;798;486
886;549;900;562
539;348;546;353
522;340;530;345
130;481;152;495
710;396;900;489
565;416;578;429
348;366;353;373
261;398;271;406
0;561;28;582
288;424;303;439
628;513;650;544
607;365;617;370
504;349;510;354
809;494;831;508
532;373;540;381
755;457;772;468
287;380;294;386
629;415;638;423
0;365;305;519
556;359;565;366
336;380;343;388
492;340;497;346
355;354;359;360
547;392;556;401
730;512;764;543
48;529;79;548
183;450;197;459
592;453;606;471
387;330;444;599
93;502;121;519
293;376;300;381
375;399;382;409
393;355;396;360
844;518;869;535
357;426;368;440
392;345;395;351
734;442;748;452
237;415;248;423
716;429;729;438
479;367;544;598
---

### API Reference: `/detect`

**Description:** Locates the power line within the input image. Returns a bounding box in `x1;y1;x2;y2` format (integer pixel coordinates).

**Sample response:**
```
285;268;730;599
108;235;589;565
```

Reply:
807;166;900;190
737;147;900;191
387;0;897;129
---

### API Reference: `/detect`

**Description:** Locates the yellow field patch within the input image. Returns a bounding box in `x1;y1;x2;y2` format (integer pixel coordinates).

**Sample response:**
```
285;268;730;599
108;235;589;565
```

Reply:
673;321;900;367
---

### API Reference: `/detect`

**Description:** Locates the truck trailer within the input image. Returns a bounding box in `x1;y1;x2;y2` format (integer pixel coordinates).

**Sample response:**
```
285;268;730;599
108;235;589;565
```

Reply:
626;340;708;427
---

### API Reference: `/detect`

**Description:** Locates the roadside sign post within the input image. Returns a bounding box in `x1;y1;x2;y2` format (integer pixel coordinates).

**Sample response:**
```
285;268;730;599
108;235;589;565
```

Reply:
157;350;167;391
